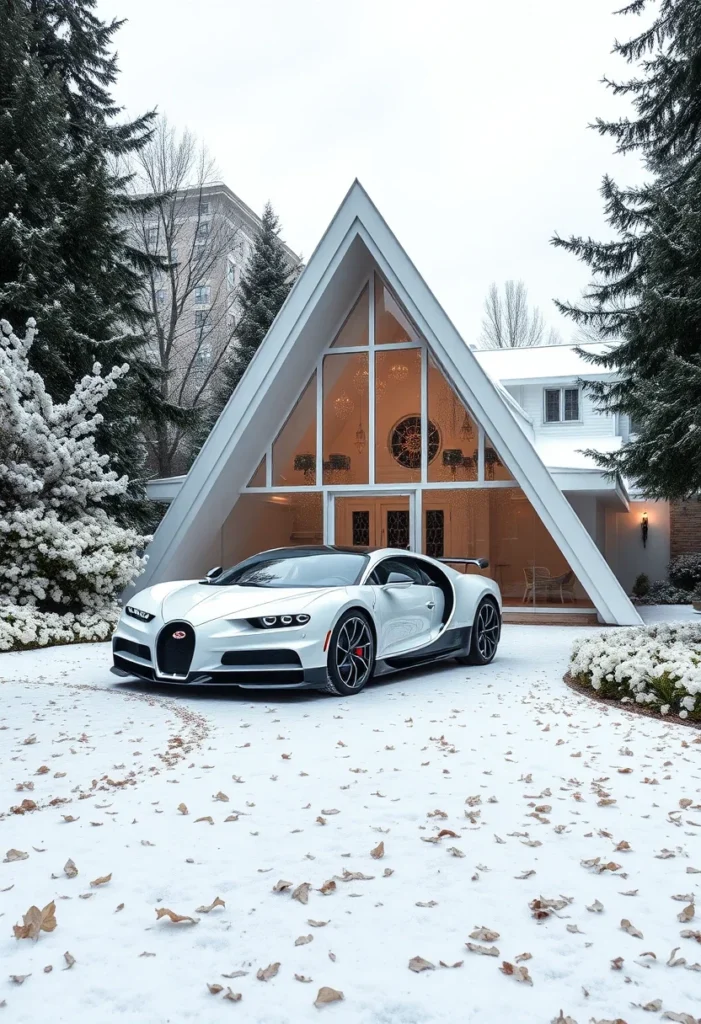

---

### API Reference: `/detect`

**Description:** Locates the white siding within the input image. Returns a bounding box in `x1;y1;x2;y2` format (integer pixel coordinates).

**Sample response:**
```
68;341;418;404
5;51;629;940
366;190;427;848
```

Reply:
506;383;617;442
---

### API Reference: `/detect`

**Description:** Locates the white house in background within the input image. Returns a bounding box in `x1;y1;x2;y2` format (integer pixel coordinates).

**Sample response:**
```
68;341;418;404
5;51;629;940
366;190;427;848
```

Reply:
134;181;642;626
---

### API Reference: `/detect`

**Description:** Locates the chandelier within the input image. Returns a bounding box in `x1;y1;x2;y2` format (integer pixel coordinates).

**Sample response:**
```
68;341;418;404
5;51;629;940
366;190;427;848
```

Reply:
334;392;354;419
355;422;366;454
389;363;408;381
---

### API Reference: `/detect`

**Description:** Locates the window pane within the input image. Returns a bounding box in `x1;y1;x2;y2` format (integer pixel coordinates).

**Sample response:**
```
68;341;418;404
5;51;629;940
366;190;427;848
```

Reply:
423;489;591;609
484;436;513;480
222;492;323;566
272;372;317;485
427;356;478;481
247;456;266;487
375;349;422;483
330;286;369;348
375;275;417;345
544;389;560;422
322;353;369;484
564;388;579;421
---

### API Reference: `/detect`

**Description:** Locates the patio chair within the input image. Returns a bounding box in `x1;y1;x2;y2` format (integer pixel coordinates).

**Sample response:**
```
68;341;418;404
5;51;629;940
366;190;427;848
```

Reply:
522;566;576;605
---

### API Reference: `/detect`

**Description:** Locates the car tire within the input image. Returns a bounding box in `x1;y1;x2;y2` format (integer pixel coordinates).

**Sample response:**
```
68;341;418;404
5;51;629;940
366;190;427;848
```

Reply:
321;610;375;696
456;597;501;666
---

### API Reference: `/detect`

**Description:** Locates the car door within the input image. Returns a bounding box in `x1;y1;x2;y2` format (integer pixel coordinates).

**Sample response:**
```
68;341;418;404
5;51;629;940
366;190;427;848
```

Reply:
369;557;436;657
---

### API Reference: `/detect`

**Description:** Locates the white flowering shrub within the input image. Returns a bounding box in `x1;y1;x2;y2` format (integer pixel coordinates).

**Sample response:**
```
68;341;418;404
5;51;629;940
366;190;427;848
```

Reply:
0;319;149;651
570;622;701;720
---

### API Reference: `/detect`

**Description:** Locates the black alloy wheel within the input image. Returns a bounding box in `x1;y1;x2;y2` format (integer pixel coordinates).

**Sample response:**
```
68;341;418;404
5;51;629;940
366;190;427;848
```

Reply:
322;610;375;696
457;598;501;666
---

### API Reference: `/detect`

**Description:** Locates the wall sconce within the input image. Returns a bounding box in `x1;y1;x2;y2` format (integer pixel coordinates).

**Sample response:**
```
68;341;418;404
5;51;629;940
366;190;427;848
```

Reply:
442;448;463;479
641;511;649;548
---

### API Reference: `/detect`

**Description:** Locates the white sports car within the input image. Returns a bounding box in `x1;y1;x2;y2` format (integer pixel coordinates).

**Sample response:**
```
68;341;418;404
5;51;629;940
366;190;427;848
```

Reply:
111;546;502;697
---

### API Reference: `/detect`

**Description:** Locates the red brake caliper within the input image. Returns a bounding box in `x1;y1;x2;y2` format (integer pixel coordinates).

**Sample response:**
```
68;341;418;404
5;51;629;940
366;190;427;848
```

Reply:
354;647;364;656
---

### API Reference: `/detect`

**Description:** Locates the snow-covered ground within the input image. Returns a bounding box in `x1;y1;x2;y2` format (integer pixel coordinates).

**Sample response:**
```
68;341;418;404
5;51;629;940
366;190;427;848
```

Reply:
1;618;700;1024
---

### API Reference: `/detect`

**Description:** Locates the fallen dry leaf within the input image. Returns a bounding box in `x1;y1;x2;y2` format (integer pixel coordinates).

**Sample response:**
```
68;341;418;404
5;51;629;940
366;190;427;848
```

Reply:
308;920;328;928
295;974;313;983
63;951;75;970
515;952;532;963
256;962;280;981
469;927;500;941
4;849;28;863
223;989;242;1002
611;956;624;970
10;974;30;984
207;983;223;994
292;882;311;904
194;816;214;825
273;879;293;893
177;803;188;815
447;846;465;858
500;961;533;984
155;907;197;925
90;873;112;887
196;897;225;914
63;859;78;879
319;880;336;895
677;903;695;923
660;1014;698;1023
213;791;229;802
295;934;313;946
586;900;604;913
370;841;385;860
221;971;248;979
61;815;78;823
551;1013;577;1024
416;901;438;908
466;942;499;957
383;868;394;877
621;918;643;938
314;986;343;1007
321;809;340;816
115;904;124;913
13;901;56;940
408;956;435;972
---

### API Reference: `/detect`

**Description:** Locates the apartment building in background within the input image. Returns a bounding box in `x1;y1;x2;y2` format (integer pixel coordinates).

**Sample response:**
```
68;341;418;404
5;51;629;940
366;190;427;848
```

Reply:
127;181;300;476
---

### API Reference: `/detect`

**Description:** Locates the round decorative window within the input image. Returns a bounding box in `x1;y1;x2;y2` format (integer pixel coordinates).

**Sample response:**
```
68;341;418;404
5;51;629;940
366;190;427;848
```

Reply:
389;416;440;470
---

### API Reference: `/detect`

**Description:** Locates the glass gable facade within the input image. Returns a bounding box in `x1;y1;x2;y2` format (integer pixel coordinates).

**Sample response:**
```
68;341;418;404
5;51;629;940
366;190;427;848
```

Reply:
227;272;591;608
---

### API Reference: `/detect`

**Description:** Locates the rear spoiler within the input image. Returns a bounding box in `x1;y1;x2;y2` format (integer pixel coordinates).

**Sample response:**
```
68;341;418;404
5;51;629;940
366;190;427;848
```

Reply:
438;557;489;570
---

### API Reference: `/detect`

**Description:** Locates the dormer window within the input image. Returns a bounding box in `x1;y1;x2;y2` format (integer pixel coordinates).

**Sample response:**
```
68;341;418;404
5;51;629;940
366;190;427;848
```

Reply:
544;387;580;423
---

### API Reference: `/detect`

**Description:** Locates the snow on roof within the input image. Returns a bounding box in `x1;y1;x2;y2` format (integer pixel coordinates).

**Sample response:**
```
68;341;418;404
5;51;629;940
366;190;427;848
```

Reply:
534;435;623;471
474;341;618;383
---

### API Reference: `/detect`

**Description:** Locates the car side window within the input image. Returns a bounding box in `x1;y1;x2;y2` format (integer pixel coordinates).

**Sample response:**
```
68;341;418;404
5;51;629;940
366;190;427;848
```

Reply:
393;557;435;585
367;559;412;585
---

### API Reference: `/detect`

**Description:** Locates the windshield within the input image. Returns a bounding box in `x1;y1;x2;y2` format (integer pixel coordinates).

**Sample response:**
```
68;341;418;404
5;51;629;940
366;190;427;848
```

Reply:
211;552;368;588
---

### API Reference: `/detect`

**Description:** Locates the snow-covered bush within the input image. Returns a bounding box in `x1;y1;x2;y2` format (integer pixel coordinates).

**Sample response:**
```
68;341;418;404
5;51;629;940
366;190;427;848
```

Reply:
669;553;701;592
635;580;692;605
569;622;701;720
0;318;149;650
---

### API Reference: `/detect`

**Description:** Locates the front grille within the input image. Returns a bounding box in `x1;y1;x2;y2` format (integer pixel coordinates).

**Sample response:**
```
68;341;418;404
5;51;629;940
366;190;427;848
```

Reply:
113;637;152;662
156;621;195;677
221;650;302;667
114;654;155;680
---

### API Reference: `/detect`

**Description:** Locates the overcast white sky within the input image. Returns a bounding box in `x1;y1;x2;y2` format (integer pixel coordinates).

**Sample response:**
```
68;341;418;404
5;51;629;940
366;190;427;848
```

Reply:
100;0;648;344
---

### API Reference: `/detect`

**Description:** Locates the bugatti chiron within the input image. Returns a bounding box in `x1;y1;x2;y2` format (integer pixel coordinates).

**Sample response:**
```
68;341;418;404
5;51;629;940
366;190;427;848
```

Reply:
111;546;502;696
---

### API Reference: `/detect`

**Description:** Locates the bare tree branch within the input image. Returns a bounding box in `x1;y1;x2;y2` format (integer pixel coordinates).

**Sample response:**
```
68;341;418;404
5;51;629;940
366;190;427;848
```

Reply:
479;280;563;348
124;116;244;476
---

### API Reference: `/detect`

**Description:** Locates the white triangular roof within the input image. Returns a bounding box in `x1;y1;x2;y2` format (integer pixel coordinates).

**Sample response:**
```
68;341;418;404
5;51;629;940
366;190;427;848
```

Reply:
134;181;641;626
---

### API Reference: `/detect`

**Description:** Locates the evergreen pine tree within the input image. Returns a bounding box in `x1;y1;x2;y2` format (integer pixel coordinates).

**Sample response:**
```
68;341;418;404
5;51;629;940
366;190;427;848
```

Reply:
218;202;293;394
552;0;701;498
192;203;294;455
0;0;182;525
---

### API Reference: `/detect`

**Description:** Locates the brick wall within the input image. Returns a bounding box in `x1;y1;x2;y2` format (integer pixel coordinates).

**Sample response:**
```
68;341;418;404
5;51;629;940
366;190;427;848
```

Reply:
670;498;701;557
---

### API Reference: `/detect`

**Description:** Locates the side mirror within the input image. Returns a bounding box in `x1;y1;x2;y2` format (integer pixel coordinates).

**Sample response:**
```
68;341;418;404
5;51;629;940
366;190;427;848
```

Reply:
475;558;489;570
384;571;413;589
206;565;223;580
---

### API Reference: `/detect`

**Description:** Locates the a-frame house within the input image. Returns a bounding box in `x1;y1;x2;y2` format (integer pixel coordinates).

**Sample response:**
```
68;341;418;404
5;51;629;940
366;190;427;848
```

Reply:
132;182;641;626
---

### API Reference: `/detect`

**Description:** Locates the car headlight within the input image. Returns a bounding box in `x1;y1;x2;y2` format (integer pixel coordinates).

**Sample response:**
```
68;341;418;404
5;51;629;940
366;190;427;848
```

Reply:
125;605;155;623
247;614;310;629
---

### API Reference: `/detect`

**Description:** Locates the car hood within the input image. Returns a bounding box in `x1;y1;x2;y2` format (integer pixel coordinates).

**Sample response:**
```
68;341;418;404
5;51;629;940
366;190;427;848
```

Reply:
132;580;336;626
